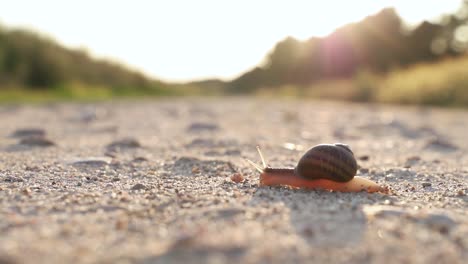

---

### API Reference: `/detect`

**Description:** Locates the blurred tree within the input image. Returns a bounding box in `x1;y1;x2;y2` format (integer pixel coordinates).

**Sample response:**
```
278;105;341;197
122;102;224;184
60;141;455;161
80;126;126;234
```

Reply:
229;6;468;92
0;26;157;91
264;37;304;85
406;21;444;63
227;67;266;93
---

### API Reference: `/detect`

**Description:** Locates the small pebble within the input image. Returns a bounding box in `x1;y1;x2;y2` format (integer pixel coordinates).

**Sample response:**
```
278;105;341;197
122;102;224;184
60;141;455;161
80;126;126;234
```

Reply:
186;138;216;148
131;183;147;191
104;151;117;158
115;218;128;230
19;136;55;147
406;156;421;162
132;156;148;162
230;173;245;183
186;122;219;132
225;149;241;156
422;182;432;188
204;150;222;156
119;191;131;202
215;208;245;218
425;137;458;151
4;176;24;182
358;155;370;161
404;156;421;168
70;157;111;167
191;166;200;174
21;188;31;195
106;138;141;151
25;166;40;172
10;128;46;138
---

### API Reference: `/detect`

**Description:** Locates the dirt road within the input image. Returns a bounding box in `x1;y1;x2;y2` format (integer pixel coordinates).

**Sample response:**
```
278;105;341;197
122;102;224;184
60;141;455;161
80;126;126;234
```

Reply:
0;98;466;263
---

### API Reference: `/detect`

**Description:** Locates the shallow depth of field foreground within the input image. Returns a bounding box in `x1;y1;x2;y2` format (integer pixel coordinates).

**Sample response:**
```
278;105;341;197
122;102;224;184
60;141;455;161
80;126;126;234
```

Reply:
0;98;466;264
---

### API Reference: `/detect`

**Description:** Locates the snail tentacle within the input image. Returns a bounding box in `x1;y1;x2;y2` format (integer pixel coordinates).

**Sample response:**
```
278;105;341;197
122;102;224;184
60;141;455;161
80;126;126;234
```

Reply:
256;146;267;168
245;145;268;173
244;158;264;173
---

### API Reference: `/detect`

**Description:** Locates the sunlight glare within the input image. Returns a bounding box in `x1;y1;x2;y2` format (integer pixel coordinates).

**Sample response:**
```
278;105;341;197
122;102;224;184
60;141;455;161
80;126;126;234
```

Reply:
0;0;463;81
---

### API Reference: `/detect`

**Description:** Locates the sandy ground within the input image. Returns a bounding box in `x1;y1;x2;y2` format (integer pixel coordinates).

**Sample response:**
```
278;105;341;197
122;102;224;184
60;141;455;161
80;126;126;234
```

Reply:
0;98;466;264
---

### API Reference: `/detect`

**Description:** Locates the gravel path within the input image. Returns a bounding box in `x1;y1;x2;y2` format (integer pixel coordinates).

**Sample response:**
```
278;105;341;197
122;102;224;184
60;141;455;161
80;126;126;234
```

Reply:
0;98;467;264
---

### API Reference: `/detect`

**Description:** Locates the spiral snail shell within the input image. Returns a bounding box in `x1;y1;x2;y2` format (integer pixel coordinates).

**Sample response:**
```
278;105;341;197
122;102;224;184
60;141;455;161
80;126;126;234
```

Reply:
295;143;357;182
246;143;385;193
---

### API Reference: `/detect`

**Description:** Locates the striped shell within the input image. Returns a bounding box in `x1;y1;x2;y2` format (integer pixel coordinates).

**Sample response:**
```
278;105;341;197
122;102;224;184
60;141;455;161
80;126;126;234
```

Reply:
294;143;358;182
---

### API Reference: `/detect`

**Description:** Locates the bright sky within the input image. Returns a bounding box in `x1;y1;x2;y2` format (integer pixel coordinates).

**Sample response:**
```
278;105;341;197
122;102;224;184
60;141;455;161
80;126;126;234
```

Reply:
0;0;463;82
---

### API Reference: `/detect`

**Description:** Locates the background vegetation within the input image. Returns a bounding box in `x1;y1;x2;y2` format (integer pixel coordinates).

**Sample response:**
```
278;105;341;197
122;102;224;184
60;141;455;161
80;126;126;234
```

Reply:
1;3;468;106
0;25;185;101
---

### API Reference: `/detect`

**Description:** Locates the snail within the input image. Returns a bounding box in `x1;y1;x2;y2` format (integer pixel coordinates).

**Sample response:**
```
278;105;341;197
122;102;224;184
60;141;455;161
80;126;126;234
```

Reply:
246;143;385;193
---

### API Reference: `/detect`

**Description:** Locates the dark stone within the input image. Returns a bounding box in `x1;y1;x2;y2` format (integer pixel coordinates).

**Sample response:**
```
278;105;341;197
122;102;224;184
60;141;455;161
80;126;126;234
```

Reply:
186;122;219;132
19;136;55;147
106;138;141;151
131;183;147;191
10;128;46;138
70;157;111;167
424;137;458;151
358;155;370;161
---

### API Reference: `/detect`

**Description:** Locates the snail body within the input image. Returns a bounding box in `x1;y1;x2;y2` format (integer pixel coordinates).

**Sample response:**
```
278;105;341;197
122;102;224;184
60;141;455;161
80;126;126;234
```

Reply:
247;143;385;193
